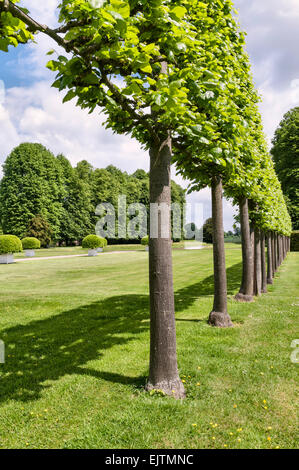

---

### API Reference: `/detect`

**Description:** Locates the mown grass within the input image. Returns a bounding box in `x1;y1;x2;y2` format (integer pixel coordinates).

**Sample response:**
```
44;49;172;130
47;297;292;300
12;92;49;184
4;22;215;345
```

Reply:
14;241;193;259
0;245;298;449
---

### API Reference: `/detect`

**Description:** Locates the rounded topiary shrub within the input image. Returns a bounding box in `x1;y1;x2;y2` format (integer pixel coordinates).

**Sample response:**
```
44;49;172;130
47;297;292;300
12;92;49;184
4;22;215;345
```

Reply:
0;235;22;254
82;235;107;249
141;235;149;246
22;237;41;250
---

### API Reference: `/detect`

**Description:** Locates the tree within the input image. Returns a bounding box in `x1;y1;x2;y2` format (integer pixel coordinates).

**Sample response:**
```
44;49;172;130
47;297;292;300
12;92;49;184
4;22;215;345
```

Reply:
0;143;65;240
57;155;94;245
26;215;52;248
202;218;213;244
271;107;299;229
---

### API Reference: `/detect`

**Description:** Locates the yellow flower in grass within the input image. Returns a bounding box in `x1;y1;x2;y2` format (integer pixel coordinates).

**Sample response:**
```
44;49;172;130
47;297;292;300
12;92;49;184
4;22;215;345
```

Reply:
267;436;272;441
192;424;197;427
237;428;243;432
233;404;237;409
197;382;201;386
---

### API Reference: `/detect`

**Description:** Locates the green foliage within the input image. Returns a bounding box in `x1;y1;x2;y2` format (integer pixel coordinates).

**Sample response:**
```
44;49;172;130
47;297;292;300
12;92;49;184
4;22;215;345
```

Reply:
82;234;106;249
57;155;94;245
0;234;22;254
202;218;213;244
21;237;41;250
141;235;149;246
271;107;299;230
290;231;299;252
0;143;65;240
26;216;53;248
0;0;33;51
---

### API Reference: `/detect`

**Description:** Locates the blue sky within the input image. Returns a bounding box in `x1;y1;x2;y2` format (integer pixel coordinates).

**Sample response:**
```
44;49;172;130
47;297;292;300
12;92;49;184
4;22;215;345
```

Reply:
1;0;299;230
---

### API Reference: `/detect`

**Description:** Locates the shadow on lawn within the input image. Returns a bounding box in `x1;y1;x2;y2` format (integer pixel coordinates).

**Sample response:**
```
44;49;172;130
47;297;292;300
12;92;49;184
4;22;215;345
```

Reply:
0;262;242;403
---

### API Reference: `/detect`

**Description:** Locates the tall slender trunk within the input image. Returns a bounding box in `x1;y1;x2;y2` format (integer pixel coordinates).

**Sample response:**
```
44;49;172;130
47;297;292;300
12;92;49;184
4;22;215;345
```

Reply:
261;231;267;293
273;232;278;273
146;135;185;399
254;227;262;296
235;197;254;302
277;234;281;267
208;176;233;328
267;232;273;285
271;232;276;277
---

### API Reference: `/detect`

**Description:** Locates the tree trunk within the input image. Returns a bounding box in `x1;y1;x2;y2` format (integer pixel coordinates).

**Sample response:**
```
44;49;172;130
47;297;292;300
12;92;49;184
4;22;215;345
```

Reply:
273;232;277;273
277;234;281;267
146;134;185;399
254;227;262;296
235;197;254;302
267;232;273;285
271;232;276;277
208;176;233;328
261;231;267;293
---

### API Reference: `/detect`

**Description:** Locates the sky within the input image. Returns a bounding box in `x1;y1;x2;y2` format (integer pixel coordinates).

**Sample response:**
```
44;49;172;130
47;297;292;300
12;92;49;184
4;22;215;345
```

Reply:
0;0;299;230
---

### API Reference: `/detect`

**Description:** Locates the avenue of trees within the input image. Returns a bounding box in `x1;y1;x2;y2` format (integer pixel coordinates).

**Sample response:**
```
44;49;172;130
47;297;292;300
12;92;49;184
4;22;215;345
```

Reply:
0;143;186;245
0;0;293;398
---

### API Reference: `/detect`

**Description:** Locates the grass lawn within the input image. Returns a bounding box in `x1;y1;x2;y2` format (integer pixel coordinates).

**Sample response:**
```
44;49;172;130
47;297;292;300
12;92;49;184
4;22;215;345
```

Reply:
14;241;193;259
0;245;298;449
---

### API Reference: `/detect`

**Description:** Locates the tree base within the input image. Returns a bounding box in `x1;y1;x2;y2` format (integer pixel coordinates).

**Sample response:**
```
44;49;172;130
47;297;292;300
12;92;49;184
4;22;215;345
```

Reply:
208;311;233;328
235;292;254;303
267;279;273;285
145;377;186;399
261;288;267;294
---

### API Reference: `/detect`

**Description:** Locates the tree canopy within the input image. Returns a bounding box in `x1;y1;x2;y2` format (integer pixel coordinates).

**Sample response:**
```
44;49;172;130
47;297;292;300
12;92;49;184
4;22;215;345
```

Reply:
271;106;299;230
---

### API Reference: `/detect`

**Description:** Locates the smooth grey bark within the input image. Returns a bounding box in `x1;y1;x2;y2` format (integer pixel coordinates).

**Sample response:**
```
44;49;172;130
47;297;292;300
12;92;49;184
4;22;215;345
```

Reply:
254;227;262;296
208;176;233;328
235;197;254;302
145;135;185;399
261;232;267;294
273;232;278;273
277;234;281;267
267;232;273;285
271;232;276;277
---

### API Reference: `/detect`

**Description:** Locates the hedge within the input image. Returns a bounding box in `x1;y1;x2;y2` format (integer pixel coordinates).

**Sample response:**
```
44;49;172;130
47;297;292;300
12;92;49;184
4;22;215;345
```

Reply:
0;235;22;254
82;235;107;249
22;237;41;250
290;231;299;252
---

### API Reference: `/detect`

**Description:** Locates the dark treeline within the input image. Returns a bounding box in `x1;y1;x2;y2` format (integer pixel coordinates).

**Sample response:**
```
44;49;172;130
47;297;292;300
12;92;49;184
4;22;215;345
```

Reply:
0;143;186;246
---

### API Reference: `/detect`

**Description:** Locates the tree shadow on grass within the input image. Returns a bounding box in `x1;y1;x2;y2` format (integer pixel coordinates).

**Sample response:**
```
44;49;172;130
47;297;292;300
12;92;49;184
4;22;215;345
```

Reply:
0;262;242;403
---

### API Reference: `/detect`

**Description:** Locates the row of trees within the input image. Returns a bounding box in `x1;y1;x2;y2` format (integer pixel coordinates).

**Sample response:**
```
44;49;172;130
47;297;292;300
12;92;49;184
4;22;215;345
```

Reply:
0;0;292;398
0;143;185;245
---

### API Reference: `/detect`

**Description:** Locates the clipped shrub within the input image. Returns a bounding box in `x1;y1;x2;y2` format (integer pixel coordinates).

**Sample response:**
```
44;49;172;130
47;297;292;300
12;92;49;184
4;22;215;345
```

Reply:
290;231;299;252
141;235;149;246
82;235;107;249
0;235;22;254
22;237;41;250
